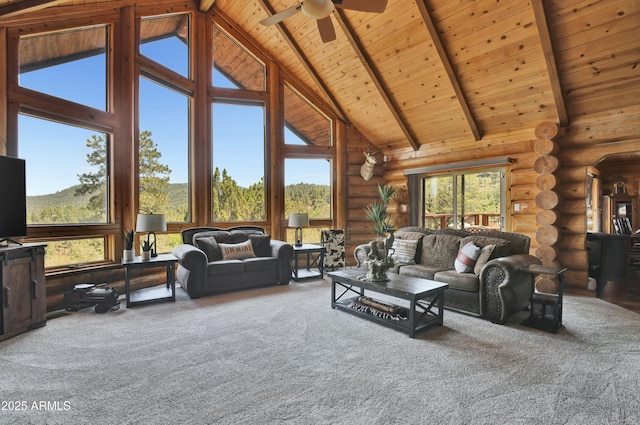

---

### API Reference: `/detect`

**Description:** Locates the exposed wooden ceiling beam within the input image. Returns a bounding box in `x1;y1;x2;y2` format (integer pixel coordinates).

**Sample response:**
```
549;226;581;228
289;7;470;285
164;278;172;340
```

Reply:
0;0;67;18
333;8;420;151
199;0;215;13
256;0;348;123
531;0;569;127
415;0;482;141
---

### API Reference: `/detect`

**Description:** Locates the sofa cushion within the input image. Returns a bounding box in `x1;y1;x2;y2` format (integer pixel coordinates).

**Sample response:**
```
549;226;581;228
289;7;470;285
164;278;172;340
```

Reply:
459;235;511;258
243;257;278;272
433;270;479;292
391;238;419;264
398;264;448;280
420;234;462;268
219;240;256;260
249;234;272;257
473;244;495;275
395;230;428;241
207;260;245;276
194;230;249;245
454;242;481;273
194;236;222;262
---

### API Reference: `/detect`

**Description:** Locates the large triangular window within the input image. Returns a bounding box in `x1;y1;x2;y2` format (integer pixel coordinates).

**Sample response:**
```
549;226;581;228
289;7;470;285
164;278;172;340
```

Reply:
140;13;190;78
284;84;332;146
212;24;265;91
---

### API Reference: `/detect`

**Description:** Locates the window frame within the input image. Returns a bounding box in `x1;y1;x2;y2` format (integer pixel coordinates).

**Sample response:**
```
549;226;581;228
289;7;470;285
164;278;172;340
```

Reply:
418;167;508;231
7;17;120;271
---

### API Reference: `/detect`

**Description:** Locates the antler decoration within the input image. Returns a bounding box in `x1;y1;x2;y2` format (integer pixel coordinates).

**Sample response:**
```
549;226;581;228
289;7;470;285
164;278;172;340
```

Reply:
360;145;383;181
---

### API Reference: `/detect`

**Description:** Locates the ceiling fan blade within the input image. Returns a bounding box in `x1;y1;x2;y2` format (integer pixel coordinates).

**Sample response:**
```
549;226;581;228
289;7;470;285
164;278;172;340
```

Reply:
260;4;301;26
317;16;336;43
334;0;388;13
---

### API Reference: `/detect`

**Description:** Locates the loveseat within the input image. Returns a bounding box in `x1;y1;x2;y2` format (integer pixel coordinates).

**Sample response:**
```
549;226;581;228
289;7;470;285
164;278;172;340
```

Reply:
354;227;541;324
172;226;294;299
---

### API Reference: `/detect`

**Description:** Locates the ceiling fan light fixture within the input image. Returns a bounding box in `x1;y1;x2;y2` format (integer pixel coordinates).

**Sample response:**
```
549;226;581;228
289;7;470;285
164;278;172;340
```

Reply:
301;0;335;20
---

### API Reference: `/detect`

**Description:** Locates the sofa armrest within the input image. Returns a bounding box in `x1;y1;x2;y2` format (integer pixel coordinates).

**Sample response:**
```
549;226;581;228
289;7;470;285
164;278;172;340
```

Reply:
172;244;208;298
354;243;372;268
270;240;294;284
479;254;541;324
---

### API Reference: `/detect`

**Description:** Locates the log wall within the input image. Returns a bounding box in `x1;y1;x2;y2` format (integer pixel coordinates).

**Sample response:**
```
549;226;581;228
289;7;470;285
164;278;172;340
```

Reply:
383;128;541;249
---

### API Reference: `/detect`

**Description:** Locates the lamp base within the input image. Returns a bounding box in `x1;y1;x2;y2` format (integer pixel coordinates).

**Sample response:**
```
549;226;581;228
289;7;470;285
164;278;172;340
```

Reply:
295;227;303;247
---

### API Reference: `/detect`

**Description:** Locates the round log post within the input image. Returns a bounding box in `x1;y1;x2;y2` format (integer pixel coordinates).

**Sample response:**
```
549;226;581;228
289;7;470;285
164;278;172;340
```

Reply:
532;122;563;287
535;173;557;191
534;122;559;140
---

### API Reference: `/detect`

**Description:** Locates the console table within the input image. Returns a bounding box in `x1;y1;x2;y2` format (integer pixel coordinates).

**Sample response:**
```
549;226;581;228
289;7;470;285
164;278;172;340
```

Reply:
122;253;177;307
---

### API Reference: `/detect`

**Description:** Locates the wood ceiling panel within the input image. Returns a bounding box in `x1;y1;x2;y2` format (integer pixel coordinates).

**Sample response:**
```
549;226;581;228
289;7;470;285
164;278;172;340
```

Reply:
3;0;637;152
434;2;535;49
546;0;639;124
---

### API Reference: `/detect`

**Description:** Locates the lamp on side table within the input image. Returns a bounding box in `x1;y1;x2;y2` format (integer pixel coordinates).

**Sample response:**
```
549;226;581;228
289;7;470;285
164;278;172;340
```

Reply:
289;213;309;247
136;213;166;257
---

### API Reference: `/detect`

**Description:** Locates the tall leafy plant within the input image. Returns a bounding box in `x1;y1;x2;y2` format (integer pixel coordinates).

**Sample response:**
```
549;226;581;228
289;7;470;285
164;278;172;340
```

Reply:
364;184;396;236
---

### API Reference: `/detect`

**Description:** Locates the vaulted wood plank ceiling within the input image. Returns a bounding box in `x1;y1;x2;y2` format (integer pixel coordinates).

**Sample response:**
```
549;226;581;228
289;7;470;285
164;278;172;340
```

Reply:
214;0;566;152
2;0;638;156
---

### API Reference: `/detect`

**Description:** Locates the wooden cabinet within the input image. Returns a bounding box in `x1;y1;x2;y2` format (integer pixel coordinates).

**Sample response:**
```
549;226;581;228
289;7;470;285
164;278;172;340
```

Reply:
0;244;46;341
601;195;637;234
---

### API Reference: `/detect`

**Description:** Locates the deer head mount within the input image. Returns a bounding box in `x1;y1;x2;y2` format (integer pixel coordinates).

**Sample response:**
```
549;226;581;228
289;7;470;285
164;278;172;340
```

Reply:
360;146;382;181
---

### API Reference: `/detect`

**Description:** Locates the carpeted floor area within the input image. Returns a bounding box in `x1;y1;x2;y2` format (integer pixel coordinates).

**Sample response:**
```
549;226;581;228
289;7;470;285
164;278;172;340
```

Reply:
1;277;639;424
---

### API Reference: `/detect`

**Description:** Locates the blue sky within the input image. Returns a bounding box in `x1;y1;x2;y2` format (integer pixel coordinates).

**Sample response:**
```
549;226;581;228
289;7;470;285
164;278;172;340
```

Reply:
18;32;329;196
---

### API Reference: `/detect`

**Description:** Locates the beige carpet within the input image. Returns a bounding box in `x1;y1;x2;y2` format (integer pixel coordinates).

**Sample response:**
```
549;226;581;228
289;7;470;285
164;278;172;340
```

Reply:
1;278;639;424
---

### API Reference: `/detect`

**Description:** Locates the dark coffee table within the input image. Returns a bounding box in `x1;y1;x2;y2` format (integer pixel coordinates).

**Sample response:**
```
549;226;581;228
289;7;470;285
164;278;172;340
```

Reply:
328;269;448;338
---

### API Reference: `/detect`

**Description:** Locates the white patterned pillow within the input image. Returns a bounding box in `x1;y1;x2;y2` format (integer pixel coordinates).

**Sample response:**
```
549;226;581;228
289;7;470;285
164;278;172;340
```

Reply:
219;240;256;260
391;238;419;264
454;242;481;273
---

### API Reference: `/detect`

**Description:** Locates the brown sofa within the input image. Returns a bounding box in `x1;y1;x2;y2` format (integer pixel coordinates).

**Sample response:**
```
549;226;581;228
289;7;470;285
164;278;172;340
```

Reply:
172;226;293;299
354;227;541;324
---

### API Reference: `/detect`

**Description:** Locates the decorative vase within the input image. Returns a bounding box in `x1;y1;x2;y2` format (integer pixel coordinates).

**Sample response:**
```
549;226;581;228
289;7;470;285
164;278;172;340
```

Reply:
364;258;393;281
141;250;151;261
123;249;134;262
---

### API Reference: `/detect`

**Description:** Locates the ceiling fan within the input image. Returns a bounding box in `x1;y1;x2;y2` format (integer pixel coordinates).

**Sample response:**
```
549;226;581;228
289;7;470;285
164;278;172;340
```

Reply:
260;0;389;43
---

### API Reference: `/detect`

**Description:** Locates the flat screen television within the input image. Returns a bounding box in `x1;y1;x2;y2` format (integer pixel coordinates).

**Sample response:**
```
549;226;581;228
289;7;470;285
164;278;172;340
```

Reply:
0;155;27;245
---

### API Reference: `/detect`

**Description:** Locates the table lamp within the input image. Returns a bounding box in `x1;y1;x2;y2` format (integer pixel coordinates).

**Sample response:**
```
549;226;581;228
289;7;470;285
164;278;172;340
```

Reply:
136;213;166;257
289;213;309;247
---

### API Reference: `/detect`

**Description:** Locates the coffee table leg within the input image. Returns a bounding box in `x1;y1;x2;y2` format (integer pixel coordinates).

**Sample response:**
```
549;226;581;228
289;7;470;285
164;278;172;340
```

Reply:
409;299;416;338
331;278;336;308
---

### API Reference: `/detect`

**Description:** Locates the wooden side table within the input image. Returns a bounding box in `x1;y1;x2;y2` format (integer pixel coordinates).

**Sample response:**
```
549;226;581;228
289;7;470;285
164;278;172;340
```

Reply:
122;253;177;307
291;244;326;281
520;264;567;333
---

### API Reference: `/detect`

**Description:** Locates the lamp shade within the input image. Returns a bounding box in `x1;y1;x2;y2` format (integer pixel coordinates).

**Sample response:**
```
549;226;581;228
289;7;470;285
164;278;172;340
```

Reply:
136;213;167;232
288;213;309;228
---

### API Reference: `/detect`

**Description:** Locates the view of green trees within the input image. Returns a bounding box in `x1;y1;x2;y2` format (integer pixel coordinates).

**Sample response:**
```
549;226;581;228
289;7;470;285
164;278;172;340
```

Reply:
423;172;502;230
26;131;331;267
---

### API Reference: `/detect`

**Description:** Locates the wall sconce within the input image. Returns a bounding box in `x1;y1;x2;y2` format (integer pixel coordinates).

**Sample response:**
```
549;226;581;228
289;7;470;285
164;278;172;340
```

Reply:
288;213;309;247
136;213;166;257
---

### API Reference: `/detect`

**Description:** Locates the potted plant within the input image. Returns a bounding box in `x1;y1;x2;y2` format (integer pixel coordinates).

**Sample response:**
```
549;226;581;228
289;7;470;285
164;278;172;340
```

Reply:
364;184;396;237
123;229;135;261
141;239;153;261
362;184;396;281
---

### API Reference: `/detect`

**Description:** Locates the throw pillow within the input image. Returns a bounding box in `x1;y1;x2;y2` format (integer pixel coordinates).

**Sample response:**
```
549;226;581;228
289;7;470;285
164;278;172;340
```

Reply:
454;242;481;273
194;236;221;262
473;244;495;275
249;234;271;257
459;235;511;258
219;240;256;260
391;238;419;264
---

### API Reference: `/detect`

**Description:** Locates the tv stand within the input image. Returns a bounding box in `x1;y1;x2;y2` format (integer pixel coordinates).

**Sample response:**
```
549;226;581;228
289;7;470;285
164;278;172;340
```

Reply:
0;238;23;246
0;244;47;341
